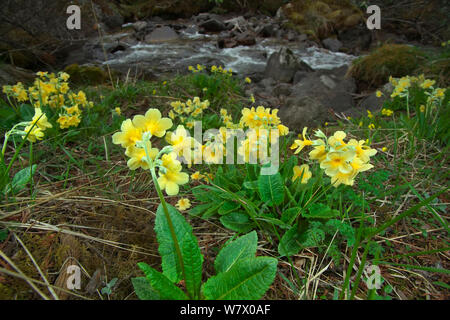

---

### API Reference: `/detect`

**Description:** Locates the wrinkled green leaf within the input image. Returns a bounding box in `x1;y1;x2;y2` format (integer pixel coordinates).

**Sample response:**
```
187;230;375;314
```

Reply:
303;203;339;219
220;212;255;233
215;231;257;274
202;257;277;300
182;233;203;299
278;223;303;257
258;172;284;206
154;203;192;283
137;263;188;300
131;277;161;300
8;165;37;194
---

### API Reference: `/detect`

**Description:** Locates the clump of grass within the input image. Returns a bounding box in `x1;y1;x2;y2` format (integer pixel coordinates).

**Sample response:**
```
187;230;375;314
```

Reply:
347;44;425;88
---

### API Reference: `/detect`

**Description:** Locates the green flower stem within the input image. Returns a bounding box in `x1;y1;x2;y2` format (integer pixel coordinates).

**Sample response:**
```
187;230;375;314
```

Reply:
143;143;189;298
29;142;33;197
406;94;410;118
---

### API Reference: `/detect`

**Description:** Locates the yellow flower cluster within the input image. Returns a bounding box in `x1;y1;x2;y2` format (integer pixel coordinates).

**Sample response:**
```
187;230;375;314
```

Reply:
389;74;447;114
426;87;446;105
2;71;93;130
2;82;28;102
237;107;289;163
291;129;377;187
210;65;233;76
112;108;189;196
389;74;442;99
219;108;237;129
381;108;393;116
168;97;210;128
188;64;205;73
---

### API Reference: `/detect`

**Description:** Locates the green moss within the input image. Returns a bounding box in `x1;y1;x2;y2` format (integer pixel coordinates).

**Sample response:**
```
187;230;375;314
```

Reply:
284;0;363;40
117;0;212;20
347;44;425;88
64;64;109;85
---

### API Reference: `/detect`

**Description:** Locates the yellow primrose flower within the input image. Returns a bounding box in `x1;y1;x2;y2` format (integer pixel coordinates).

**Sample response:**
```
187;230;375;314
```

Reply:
277;124;289;136
176;198;191;211
250;94;255;104
291;127;313;154
157;161;189;196
112;119;143;148
125;143;159;171
375;90;383;98
115;107;121;115
320;150;355;177
367;110;374;119
23;125;44;142
348;139;377;163
330;170;355;187
59;82;69;94
66;105;80;115
328;131;347;149
421;79;435;89
59;72;70;81
165;125;195;158
186;121;195;129
73;91;87;106
31;108;52;130
350;156;374;172
434;88;445;99
132;108;173;138
292;164;312;184
160;152;183;172
368;123;375;130
382;147;387;152
309;143;327;163
203;143;224;164
191;171;203;180
57;114;81;129
245;77;252;84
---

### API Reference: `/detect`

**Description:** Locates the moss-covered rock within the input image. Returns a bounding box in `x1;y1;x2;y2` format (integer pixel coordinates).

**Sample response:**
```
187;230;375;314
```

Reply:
64;64;109;85
220;0;284;15
283;0;364;40
116;0;212;20
347;44;425;88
